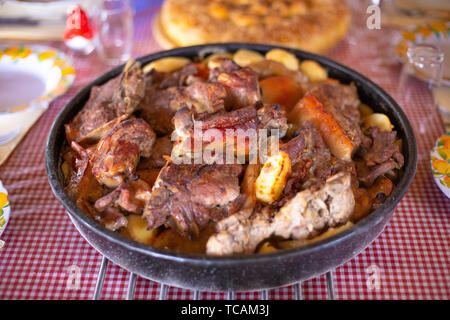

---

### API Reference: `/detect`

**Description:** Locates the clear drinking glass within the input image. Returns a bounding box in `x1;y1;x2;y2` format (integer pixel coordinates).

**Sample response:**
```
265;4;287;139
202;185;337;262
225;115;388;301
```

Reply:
95;0;133;66
398;43;446;132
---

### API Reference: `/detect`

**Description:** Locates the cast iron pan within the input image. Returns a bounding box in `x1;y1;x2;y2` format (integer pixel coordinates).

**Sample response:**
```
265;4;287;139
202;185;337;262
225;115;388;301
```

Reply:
46;43;417;292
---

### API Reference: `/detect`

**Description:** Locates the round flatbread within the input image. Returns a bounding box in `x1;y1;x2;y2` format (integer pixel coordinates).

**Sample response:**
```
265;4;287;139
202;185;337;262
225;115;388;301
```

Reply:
159;0;351;53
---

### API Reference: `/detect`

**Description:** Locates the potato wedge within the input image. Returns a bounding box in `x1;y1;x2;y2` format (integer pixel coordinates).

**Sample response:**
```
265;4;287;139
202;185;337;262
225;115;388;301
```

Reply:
363;113;394;132
205;52;234;69
358;103;374;118
233;49;264;67
255;151;292;204
306;221;354;244
259;76;303;112
288;93;355;161
126;214;158;244
299;60;328;82
143;57;191;73
258;242;278;253
265;49;299;71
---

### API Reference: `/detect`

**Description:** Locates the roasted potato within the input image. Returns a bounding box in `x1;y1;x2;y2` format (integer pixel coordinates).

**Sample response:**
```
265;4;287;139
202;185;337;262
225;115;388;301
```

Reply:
358;103;374;118
205;52;234;69
363;113;394;132
306;222;354;244
265;49;299;71
126;214;158;244
289;93;355;161
299;60;328;82
259;76;303;112
255;151;292;204
143;57;191;73
233;49;264;67
258;241;278;253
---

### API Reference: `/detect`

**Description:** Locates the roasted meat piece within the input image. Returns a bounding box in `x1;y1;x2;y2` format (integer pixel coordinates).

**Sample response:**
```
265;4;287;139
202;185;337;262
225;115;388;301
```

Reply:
356;126;404;186
248;59;307;83
289;81;368;161
91;119;156;188
305;81;361;124
64;142;107;203
257;104;288;137
65;60;145;144
139;79;227;135
206;172;354;255
172;105;287;162
143;162;243;237
138;135;173;169
280;123;355;192
169;81;227;114
93;207;128;231
94;179;152;214
215;62;261;110
139;85;178;135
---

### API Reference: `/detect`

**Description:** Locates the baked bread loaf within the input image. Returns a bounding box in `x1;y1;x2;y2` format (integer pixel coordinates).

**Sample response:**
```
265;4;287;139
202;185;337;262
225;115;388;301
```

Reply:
158;0;351;53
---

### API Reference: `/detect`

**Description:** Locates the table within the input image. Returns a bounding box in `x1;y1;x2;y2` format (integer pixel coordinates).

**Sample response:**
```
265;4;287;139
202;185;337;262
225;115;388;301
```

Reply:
0;2;449;300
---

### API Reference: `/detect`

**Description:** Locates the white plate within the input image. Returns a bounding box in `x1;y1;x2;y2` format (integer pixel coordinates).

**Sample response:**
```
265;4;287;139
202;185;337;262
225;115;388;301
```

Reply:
0;180;10;237
0;45;75;114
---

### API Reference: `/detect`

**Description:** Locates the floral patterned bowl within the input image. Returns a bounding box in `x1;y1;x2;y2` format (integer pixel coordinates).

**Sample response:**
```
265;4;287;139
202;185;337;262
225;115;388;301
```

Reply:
430;132;450;198
0;180;10;237
0;45;75;114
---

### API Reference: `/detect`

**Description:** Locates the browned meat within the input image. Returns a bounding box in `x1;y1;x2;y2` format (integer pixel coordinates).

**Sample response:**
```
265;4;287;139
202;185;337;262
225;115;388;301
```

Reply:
169;81;227;114
208;59;240;81
356;126;404;186
172;106;259;161
65;60;145;144
206;172;354;255
139;80;227;135
257;104;288;138
216;64;261;109
248;59;307;83
306;81;361;124
91;119;156;187
172;105;288;162
307;82;368;153
143;162;243;237
139;85;178;135
93;207;128;231
159;63;209;88
138;135;173;169
64;142;107;202
361;127;404;166
285;123;355;190
94;179;151;214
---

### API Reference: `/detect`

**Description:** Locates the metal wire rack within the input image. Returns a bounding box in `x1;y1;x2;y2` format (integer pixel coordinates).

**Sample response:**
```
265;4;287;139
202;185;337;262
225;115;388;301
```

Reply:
92;256;336;300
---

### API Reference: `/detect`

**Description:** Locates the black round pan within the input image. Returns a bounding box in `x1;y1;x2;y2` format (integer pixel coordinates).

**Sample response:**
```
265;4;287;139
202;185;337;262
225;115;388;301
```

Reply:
46;43;417;292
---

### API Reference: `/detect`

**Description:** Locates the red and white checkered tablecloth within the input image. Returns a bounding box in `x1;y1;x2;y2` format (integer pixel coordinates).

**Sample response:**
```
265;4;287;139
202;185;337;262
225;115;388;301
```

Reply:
0;3;449;300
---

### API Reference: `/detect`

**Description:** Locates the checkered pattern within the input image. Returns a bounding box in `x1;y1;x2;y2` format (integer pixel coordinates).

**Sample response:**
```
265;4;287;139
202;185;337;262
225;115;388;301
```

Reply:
0;2;449;300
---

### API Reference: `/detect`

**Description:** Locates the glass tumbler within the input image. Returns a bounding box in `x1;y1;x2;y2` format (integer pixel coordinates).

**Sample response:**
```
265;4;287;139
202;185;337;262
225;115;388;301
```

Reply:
398;43;446;133
95;0;133;66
